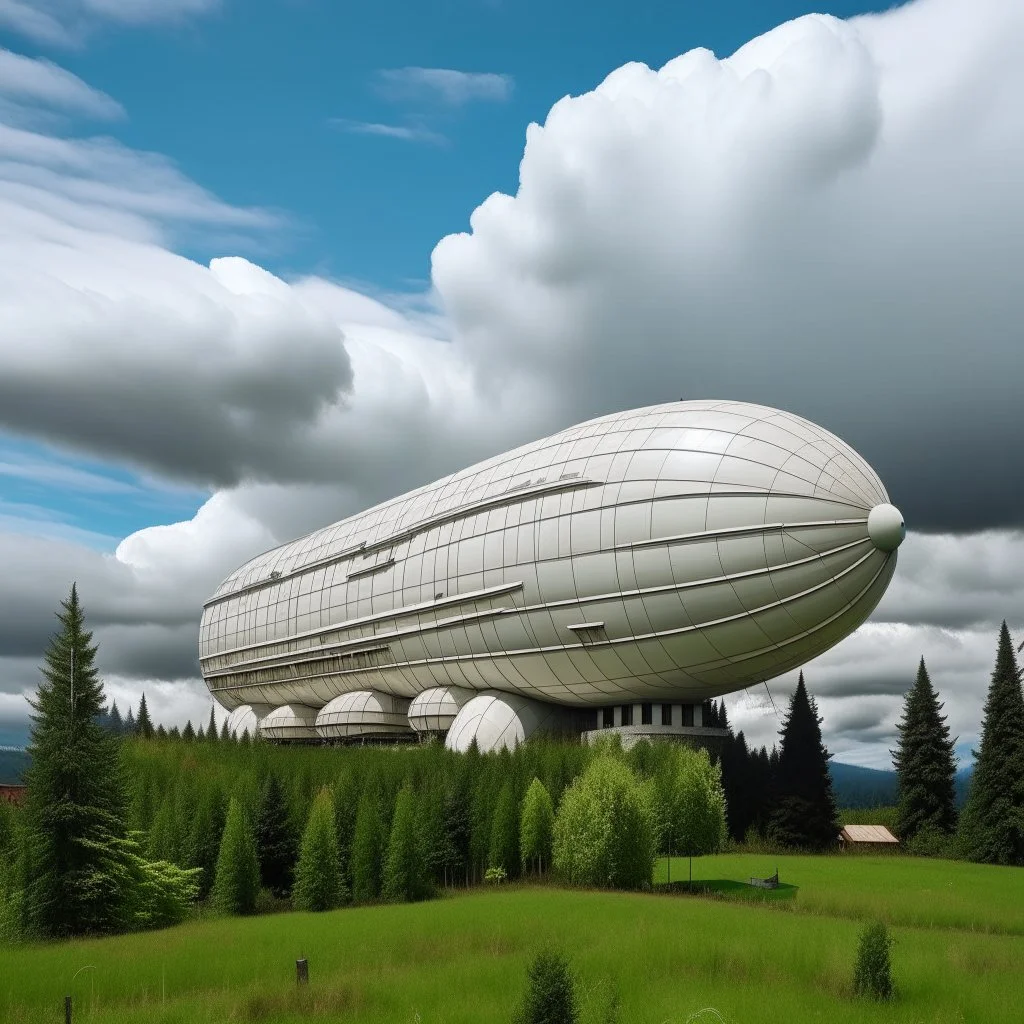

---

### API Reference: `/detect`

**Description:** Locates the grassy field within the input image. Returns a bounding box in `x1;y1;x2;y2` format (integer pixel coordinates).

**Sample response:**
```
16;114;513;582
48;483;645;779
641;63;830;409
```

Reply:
2;854;1023;1024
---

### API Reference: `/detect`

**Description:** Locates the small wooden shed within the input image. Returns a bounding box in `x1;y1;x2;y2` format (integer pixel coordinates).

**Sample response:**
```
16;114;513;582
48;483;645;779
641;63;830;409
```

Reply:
0;783;26;806
839;824;899;850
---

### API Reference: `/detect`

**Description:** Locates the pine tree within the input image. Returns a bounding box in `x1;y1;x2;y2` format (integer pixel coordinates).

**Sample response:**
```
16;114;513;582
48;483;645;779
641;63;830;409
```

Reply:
196;723;206;742
441;768;472;886
211;797;260;915
107;701;124;737
488;781;520;878
21;584;132;937
768;672;840;850
293;788;345;911
186;785;227;899
156;724;167;740
333;773;359;883
169;725;181;741
718;699;730;732
892;658;958;843
206;705;218;742
350;785;385;902
136;693;154;740
182;720;196;742
219;719;231;743
256;773;298;897
520;777;555;875
382;784;427;902
957;623;1024;865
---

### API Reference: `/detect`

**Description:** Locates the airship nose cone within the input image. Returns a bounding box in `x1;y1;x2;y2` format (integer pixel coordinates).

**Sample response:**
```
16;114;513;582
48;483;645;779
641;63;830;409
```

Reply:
868;503;906;553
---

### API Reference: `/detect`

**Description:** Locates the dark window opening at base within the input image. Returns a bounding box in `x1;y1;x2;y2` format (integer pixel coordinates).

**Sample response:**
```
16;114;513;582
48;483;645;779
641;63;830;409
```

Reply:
682;703;695;727
641;702;652;725
602;706;614;728
621;704;633;727
661;703;673;726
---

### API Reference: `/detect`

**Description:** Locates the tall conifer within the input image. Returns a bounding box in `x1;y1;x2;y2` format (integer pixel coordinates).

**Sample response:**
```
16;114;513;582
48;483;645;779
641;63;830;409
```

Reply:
21;584;131;936
892;658;957;842
206;705;218;742
350;785;385;902
957;623;1024;865
768;672;840;850
293;788;345;911
256;773;297;896
211;797;260;915
382;784;428;901
136;693;154;739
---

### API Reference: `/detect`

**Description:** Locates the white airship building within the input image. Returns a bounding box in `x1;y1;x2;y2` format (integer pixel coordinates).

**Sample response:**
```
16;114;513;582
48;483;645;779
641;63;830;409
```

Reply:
200;401;905;752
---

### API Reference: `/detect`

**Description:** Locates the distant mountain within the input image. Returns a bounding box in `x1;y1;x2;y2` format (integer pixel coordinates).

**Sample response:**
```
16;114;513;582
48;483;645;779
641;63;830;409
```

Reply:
829;760;974;809
0;747;29;784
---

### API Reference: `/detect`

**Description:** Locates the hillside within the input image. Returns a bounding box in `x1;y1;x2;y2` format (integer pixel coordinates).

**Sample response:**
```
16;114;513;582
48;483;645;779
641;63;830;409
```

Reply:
0;746;28;784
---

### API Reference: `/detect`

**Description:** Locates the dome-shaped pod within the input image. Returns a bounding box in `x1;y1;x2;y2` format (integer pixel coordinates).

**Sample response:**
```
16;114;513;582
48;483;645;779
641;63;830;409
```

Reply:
315;690;413;741
407;686;476;735
225;703;273;738
445;692;575;754
259;704;319;742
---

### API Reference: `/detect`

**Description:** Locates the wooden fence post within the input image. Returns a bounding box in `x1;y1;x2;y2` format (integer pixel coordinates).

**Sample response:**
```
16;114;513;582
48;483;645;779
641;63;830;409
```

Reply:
296;958;309;985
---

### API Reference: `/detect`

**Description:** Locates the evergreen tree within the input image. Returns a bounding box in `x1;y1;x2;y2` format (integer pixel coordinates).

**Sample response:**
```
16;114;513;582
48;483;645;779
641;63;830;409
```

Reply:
219;719;231;743
441;767;472;886
513;949;579;1024
293;788;345;911
147;784;185;865
196;723;206;742
211;796;260;915
255;772;298;897
768;673;840;850
957;623;1024;865
136;693;154;739
124;706;136;736
206;705;218;742
182;720;196;742
718;699;730;732
107;701;124;737
185;785;227;900
350;785;385;902
520;777;555;875
382;784;428;902
20;584;132;937
488;781;520;878
892;658;958;843
156;724;167;740
333;773;360;883
168;725;182;741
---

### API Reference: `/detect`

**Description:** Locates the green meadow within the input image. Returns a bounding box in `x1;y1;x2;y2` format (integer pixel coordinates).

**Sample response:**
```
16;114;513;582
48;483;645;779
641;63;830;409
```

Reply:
3;854;1022;1024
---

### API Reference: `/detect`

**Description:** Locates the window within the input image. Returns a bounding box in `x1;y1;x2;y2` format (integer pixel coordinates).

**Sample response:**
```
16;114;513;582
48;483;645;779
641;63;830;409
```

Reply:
602;707;614;728
641;703;652;725
682;703;695;727
621;704;633;727
661;704;673;726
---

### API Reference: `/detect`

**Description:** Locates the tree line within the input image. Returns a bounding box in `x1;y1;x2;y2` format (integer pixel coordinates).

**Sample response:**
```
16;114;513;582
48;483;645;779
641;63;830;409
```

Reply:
2;587;1021;943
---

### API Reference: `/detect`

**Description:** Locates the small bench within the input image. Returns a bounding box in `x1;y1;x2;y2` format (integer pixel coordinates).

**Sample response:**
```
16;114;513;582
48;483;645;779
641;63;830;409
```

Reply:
749;872;779;889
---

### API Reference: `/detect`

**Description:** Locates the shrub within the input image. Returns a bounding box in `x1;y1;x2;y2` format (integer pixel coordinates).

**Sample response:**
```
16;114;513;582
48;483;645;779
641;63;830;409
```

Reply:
853;920;895;1000
513;948;578;1024
552;755;655;890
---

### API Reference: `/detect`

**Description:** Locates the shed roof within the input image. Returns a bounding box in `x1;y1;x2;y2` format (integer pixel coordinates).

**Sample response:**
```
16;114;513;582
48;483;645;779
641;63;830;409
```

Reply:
840;824;898;844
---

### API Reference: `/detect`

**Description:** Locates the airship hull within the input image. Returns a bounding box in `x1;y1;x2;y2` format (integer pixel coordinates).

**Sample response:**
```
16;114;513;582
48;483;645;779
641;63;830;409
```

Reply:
200;401;900;730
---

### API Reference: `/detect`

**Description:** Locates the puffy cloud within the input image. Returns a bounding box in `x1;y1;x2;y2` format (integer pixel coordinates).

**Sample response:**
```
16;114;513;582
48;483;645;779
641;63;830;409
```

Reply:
432;0;1024;532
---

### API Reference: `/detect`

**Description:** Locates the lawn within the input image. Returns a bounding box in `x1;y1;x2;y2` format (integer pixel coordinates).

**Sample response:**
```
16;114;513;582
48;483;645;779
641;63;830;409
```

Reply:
2;854;1022;1023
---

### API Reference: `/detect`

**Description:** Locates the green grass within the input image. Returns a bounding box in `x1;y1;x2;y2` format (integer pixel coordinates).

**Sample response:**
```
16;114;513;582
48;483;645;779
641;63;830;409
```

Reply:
3;854;1023;1023
656;853;1024;934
